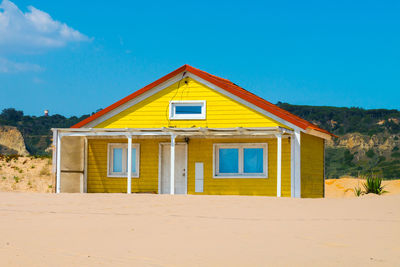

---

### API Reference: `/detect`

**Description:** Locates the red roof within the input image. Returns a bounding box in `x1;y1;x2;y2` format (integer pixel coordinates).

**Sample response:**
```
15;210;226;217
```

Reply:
71;65;335;137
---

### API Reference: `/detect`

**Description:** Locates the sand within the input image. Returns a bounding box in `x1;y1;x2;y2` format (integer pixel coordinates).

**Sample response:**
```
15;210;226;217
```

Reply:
1;159;399;266
0;156;53;193
0;193;399;267
325;177;400;198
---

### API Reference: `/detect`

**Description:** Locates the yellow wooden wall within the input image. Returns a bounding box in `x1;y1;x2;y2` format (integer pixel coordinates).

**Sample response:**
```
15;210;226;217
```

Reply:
300;133;325;198
95;77;287;129
87;138;168;193
87;137;291;196
187;138;291;196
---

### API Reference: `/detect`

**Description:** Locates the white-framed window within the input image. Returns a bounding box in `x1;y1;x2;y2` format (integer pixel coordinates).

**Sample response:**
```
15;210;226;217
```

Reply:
169;100;206;120
107;143;140;178
213;143;268;178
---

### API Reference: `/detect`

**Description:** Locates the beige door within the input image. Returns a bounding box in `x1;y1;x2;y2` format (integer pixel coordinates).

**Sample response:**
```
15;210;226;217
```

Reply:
159;143;187;194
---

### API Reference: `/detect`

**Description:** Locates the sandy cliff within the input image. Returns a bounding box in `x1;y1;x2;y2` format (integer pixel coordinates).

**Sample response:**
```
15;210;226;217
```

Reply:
0;126;29;156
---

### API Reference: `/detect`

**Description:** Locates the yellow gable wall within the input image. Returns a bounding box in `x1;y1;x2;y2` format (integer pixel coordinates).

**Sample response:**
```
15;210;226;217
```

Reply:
95;77;287;129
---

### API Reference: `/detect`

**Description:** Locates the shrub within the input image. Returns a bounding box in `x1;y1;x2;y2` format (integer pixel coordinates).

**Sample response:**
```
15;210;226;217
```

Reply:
362;175;387;195
391;152;400;158
366;149;375;158
13;176;19;183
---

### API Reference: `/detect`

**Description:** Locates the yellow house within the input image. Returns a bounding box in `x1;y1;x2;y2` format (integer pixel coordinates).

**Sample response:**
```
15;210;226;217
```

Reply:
52;65;335;197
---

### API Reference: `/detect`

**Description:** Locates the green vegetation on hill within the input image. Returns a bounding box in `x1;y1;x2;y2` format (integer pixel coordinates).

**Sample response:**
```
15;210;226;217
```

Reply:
276;102;400;136
0;108;89;155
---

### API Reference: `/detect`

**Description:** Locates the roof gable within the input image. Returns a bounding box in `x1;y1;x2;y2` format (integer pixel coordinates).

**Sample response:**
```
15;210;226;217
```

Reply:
72;65;334;138
93;77;286;129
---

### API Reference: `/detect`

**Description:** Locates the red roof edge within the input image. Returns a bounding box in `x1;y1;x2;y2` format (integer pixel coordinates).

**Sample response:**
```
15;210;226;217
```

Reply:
71;64;336;138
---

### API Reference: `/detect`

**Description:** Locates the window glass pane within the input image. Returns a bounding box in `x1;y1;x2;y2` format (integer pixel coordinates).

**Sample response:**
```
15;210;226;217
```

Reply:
131;148;136;173
244;148;264;173
175;105;202;114
219;148;239;173
112;148;123;172
125;148;137;173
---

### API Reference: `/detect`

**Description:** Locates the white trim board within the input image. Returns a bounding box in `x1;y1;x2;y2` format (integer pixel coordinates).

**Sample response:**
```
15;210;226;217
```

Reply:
212;143;268;179
169;100;206;120
106;143;140;178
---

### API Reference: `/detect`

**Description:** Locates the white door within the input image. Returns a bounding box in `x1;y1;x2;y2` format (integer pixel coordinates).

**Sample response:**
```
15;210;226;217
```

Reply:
159;143;187;194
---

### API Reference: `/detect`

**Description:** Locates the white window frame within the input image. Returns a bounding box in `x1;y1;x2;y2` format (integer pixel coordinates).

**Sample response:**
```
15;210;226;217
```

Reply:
213;143;268;178
169;100;206;120
107;143;140;178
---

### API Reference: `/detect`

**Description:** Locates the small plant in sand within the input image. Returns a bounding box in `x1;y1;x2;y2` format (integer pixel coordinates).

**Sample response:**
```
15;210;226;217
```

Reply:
13;176;20;183
362;174;387;195
2;176;6;180
31;165;35;169
1;154;20;163
48;185;52;189
39;166;50;176
353;185;363;197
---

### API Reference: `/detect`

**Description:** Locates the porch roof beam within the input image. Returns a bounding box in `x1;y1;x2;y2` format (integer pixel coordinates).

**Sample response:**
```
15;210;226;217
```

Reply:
52;126;293;137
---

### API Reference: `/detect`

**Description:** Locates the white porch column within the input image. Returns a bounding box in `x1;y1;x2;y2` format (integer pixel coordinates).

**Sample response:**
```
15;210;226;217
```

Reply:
276;133;282;197
56;133;61;194
290;134;295;197
127;135;132;194
294;130;301;198
170;134;176;195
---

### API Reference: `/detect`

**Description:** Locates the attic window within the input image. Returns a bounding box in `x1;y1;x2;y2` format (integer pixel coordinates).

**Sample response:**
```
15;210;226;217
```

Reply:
169;101;206;120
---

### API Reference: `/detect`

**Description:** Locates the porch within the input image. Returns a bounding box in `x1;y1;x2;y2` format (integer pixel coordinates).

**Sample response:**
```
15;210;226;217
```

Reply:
52;127;302;197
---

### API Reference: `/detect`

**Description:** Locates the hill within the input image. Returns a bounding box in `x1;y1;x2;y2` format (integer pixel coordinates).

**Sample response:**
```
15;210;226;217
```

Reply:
0;104;399;179
277;103;400;179
0;108;89;155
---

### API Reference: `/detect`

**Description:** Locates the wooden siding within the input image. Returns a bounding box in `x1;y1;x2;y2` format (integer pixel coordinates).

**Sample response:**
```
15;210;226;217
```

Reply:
95;77;287;129
87;138;168;193
87;137;291;196
300;133;325;198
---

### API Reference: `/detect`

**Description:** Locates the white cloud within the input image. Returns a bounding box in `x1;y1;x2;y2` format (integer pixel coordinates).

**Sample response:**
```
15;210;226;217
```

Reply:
0;57;43;73
32;76;45;83
0;0;90;52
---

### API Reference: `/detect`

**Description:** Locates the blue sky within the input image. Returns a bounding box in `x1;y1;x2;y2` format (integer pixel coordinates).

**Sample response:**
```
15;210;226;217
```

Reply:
0;0;399;116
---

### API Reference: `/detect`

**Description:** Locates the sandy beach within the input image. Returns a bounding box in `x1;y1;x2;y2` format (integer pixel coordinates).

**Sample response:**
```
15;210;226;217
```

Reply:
0;192;399;266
